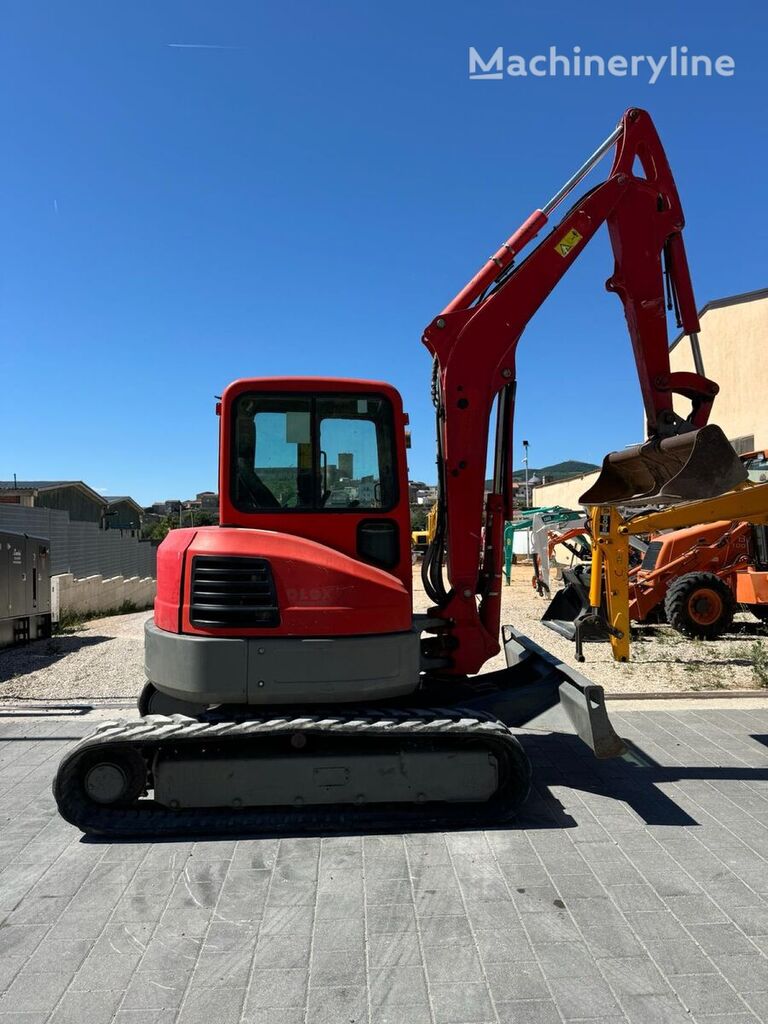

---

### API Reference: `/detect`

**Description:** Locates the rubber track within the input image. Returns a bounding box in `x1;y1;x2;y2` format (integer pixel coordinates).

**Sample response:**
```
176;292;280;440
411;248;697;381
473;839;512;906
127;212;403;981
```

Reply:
53;709;531;837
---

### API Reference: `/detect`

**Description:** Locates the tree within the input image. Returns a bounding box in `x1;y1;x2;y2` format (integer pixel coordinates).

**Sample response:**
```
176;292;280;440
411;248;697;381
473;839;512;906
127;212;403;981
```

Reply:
142;516;174;541
141;510;219;542
410;507;428;531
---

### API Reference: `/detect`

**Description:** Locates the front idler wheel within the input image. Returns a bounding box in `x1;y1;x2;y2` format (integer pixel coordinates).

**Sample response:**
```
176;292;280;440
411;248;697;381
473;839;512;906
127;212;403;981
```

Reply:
79;749;146;807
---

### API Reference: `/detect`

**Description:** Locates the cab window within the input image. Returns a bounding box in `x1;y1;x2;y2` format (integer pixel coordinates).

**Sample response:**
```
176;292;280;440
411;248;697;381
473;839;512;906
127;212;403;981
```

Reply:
318;396;396;509
231;393;397;512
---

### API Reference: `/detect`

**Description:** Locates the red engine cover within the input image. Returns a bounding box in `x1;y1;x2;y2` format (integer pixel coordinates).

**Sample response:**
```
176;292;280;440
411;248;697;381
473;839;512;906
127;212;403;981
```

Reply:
154;527;412;637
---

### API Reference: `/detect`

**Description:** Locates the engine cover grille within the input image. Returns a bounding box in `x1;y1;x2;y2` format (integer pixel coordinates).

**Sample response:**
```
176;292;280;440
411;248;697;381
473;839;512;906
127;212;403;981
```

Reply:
190;556;280;628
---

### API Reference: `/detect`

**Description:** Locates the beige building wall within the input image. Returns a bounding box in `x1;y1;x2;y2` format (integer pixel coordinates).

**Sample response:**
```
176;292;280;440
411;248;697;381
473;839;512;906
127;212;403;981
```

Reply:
532;470;599;510
665;289;768;451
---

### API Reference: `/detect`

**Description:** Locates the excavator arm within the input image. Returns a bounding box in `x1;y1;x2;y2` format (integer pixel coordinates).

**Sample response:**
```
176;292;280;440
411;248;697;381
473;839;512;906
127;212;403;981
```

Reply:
421;108;722;675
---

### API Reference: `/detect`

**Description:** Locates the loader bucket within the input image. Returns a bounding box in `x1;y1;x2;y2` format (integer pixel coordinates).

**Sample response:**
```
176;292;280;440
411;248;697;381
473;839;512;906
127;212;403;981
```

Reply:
581;424;747;506
541;567;610;644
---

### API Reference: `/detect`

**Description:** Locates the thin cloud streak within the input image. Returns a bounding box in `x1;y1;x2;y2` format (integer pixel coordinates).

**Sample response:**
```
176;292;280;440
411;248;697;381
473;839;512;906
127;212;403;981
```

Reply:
167;43;242;49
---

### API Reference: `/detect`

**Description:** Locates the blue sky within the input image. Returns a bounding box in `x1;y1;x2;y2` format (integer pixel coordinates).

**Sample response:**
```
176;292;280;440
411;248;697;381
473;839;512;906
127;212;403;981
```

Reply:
2;2;766;504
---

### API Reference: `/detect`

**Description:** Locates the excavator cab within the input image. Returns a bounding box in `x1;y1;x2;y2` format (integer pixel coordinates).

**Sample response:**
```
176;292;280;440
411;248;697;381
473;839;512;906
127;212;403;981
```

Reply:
143;378;421;712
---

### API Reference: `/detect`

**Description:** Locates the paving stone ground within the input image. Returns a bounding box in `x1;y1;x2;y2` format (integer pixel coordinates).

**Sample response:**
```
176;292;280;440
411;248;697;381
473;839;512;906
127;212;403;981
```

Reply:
1;704;768;1024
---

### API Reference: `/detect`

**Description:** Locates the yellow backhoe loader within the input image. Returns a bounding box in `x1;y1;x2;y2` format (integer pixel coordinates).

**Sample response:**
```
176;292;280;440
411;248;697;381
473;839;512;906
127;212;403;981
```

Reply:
546;483;768;661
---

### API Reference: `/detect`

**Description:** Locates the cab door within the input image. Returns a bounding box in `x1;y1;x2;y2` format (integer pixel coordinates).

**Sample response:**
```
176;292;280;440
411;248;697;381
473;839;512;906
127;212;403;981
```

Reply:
219;379;412;593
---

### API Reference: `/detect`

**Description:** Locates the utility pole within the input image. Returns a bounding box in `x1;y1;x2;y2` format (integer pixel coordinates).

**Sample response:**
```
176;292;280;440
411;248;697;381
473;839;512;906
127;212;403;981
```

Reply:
523;439;530;558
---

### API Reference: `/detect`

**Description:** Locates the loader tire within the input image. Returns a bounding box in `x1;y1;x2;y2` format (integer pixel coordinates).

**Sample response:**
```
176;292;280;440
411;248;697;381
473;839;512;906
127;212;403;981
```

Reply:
664;572;735;639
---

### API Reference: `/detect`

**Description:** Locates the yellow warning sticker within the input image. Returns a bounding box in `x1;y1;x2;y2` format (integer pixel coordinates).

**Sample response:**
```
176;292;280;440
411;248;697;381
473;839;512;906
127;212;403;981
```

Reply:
555;228;583;257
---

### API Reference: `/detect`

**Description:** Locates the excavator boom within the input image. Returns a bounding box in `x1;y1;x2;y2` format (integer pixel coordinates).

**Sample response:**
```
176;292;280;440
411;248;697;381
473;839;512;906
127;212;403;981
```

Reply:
421;108;741;675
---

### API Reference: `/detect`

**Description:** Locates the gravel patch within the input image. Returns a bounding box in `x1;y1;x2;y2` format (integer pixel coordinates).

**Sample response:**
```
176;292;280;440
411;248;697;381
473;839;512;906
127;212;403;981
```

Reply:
2;565;767;703
0;611;151;701
414;564;768;695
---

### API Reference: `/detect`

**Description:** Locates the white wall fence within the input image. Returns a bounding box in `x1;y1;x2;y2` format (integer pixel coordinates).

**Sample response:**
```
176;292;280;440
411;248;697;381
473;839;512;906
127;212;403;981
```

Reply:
51;573;156;620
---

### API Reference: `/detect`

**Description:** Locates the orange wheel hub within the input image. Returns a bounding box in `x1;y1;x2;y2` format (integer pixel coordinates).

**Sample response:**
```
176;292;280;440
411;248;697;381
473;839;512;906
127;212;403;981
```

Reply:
688;588;723;626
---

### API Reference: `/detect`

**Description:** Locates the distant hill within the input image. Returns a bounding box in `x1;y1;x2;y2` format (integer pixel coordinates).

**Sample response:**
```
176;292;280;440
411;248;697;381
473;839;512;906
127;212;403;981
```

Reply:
484;460;599;490
513;459;598;481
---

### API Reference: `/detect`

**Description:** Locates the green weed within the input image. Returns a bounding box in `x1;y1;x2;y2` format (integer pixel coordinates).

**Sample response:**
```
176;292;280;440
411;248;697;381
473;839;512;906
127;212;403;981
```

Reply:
54;601;150;634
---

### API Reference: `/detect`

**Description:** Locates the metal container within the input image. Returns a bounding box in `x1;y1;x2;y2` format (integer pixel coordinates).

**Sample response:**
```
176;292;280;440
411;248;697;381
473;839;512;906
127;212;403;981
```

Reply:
0;531;51;649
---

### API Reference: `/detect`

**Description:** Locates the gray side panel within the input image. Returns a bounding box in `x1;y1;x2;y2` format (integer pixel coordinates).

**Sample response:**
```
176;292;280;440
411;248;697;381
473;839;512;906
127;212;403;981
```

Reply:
34;540;51;614
144;621;247;703
144;622;421;705
0;541;9;619
246;633;420;703
154;751;498;808
7;537;25;617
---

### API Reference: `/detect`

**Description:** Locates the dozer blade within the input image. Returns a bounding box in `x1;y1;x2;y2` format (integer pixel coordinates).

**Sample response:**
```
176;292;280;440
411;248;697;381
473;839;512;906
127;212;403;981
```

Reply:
459;624;625;759
581;424;747;506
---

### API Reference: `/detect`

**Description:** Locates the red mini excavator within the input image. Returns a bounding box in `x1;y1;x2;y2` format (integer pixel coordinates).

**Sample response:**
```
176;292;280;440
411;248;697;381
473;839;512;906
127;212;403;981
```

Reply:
54;109;746;836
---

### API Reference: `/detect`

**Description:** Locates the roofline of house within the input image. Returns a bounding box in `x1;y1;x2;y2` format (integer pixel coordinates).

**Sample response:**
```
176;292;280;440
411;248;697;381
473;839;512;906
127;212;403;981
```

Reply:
669;286;768;352
106;496;144;516
0;480;107;506
39;480;107;506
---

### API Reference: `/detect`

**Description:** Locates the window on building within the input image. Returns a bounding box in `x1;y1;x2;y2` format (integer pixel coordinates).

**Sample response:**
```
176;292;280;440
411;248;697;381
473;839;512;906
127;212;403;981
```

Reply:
730;434;755;455
744;452;768;483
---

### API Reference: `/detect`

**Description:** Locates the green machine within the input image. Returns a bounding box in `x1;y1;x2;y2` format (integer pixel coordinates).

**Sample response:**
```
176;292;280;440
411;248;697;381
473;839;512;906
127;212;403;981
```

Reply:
503;507;584;584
